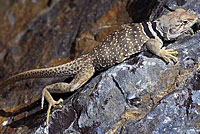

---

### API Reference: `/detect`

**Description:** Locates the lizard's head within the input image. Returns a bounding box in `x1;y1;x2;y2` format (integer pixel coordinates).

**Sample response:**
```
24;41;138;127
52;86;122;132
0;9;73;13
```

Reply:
156;8;199;40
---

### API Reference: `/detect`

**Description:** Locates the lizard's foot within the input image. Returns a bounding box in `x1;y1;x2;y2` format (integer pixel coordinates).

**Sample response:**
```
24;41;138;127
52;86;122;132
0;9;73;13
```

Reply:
41;88;63;126
45;98;63;127
159;47;179;63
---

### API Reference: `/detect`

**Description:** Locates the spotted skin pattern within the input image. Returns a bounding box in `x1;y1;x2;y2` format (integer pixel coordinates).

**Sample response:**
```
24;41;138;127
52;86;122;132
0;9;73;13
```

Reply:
0;9;198;126
91;23;149;70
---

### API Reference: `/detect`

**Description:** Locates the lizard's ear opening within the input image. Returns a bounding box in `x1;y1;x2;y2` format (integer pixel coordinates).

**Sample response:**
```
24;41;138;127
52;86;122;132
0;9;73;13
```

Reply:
169;29;174;34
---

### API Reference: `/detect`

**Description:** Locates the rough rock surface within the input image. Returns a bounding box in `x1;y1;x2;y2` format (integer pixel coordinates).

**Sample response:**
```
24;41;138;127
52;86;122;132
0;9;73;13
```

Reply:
0;0;200;134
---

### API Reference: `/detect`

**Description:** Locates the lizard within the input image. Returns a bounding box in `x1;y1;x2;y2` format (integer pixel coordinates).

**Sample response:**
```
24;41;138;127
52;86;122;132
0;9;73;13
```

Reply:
0;8;199;126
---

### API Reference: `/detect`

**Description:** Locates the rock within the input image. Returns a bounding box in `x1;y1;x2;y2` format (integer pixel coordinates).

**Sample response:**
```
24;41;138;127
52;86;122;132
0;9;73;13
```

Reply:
123;70;200;134
1;0;200;133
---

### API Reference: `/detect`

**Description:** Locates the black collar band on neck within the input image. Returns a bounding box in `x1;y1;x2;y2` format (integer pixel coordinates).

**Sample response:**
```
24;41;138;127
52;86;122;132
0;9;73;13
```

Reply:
141;22;155;39
152;22;164;41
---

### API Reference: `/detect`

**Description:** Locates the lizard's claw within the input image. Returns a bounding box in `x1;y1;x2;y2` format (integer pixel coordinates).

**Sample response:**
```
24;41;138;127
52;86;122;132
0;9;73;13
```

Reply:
160;47;179;63
41;88;63;126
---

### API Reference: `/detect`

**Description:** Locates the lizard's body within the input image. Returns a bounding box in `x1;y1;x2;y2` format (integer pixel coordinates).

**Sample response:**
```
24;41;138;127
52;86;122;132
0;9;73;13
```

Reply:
91;23;148;70
0;9;199;126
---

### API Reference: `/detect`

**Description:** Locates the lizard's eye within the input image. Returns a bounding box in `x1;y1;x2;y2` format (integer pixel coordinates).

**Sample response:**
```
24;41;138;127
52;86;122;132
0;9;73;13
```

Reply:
183;20;188;24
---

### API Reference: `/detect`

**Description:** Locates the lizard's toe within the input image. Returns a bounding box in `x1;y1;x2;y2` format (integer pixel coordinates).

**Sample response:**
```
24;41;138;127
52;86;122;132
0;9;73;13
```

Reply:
160;48;178;63
53;98;63;109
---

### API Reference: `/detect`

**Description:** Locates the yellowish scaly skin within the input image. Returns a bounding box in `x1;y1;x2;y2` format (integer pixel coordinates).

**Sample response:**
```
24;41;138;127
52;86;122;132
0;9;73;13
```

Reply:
0;9;199;126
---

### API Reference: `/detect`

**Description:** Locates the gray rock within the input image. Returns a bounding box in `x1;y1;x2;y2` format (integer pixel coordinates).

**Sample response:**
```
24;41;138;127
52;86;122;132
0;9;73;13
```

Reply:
123;70;200;134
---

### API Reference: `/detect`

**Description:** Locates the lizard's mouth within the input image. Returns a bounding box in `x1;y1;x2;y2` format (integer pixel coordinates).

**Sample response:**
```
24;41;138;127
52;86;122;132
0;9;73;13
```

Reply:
181;22;200;37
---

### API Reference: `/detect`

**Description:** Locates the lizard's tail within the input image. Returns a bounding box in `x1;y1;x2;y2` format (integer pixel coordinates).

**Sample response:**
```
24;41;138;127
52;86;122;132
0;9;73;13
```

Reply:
0;56;85;89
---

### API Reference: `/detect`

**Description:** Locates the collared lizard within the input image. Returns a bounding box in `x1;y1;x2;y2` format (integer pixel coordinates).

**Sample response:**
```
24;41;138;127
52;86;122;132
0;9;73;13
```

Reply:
0;8;199;126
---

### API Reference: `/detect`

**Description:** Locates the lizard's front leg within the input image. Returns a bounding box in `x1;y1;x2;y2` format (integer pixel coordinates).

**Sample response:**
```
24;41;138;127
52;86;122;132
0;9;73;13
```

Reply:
145;39;178;63
41;64;95;126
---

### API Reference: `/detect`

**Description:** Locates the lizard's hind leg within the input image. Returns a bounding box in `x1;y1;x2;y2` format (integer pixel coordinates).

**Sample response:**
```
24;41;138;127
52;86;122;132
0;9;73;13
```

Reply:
41;64;95;126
